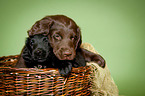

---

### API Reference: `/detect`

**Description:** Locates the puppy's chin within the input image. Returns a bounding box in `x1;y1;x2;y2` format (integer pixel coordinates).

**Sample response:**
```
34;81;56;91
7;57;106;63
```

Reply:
35;58;47;62
59;57;73;60
55;54;75;60
32;57;47;62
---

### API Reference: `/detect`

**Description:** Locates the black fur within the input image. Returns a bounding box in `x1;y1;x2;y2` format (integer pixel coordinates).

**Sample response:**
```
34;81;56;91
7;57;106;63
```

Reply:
16;34;86;77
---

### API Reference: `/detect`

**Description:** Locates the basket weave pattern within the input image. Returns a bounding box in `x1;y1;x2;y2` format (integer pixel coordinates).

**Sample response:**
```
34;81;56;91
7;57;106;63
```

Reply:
0;55;91;96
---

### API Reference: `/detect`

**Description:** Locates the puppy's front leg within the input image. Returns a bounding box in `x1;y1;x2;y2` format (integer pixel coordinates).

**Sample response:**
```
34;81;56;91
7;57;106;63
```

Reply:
58;62;72;77
79;48;106;68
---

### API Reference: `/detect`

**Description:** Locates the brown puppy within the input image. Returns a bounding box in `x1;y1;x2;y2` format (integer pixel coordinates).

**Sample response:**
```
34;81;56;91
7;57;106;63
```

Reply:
28;15;106;68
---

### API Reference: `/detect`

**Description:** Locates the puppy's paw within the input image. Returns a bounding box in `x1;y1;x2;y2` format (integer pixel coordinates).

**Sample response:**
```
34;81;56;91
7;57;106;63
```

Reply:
93;55;106;68
58;63;72;77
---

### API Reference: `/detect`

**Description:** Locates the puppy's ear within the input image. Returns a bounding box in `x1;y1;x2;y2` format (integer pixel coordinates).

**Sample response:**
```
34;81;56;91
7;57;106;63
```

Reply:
22;38;32;62
75;27;82;50
28;19;53;36
40;20;54;36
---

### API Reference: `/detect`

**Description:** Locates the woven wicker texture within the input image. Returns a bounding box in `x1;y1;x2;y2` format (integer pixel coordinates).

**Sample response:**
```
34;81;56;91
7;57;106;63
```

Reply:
0;55;91;96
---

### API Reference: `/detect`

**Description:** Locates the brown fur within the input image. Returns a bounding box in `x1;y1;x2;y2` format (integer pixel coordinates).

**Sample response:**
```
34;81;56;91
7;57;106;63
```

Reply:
27;15;106;68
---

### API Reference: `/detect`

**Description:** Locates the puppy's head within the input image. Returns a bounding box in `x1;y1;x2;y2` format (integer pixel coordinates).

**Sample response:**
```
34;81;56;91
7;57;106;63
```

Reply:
27;15;82;61
48;15;82;60
22;34;51;62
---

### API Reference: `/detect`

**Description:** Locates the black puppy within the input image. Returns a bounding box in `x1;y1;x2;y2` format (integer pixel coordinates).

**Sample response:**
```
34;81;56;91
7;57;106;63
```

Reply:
15;34;86;76
18;34;51;68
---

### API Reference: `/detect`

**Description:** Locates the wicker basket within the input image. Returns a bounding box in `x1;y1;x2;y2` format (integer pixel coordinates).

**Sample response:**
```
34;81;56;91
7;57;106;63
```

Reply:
0;55;92;96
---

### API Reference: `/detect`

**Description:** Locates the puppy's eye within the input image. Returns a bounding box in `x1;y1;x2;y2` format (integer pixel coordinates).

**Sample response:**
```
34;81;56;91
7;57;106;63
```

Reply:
70;36;77;41
54;34;62;40
43;37;48;42
30;40;35;45
71;37;75;41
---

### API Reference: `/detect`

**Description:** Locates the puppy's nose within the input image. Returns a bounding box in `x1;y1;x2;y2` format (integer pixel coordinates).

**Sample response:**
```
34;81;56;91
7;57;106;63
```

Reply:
63;50;72;56
36;49;42;55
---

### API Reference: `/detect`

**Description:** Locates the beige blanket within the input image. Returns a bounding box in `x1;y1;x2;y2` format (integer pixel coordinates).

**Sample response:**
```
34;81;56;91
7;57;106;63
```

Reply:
81;43;119;96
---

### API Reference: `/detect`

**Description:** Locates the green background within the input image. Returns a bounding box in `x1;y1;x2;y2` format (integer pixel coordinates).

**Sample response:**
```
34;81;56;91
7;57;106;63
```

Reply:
0;0;145;95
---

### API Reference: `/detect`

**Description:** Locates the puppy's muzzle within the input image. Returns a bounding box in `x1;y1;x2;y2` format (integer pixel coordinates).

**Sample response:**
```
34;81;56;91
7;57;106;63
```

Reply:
34;48;46;60
58;48;75;60
63;50;72;57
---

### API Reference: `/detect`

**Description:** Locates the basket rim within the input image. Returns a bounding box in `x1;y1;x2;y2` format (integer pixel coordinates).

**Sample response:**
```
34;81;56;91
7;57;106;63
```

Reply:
0;66;90;73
